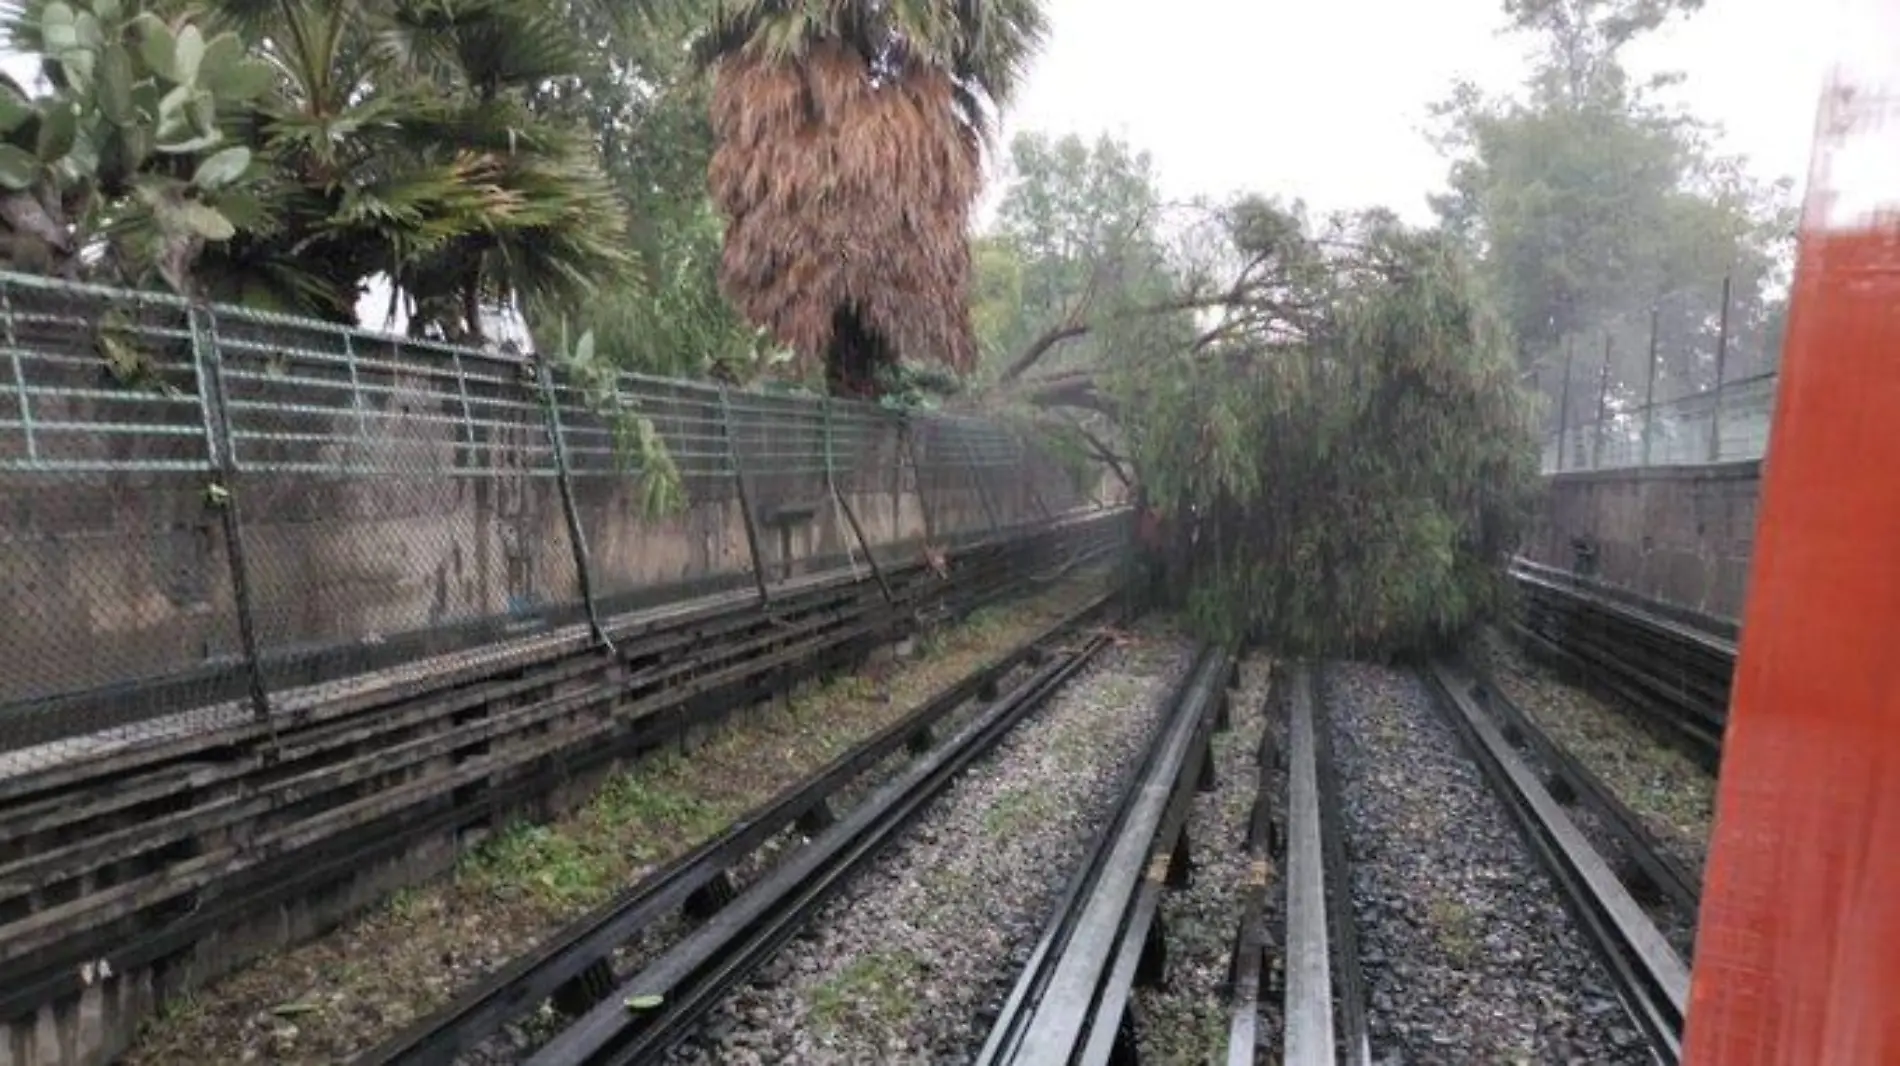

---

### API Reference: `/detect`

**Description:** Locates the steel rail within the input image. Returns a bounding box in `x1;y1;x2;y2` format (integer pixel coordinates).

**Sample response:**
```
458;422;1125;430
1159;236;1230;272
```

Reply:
1074;652;1233;1066
975;646;1231;1066
974;647;1213;1066
1463;664;1702;915
1281;664;1335;1066
526;626;1116;1065
1508;566;1732;770
358;592;1120;1065
1223;675;1280;1066
1512;623;1725;771
1517;591;1733;711
1426;659;1690;1065
1508;560;1738;657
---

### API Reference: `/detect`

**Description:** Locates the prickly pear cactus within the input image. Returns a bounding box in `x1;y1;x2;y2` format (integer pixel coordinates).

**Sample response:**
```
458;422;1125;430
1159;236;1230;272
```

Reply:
0;0;276;285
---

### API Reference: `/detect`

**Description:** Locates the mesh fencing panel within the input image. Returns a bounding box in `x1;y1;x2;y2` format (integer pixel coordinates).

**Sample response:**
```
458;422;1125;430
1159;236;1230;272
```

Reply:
1537;274;1783;473
0;272;1107;760
0;284;248;758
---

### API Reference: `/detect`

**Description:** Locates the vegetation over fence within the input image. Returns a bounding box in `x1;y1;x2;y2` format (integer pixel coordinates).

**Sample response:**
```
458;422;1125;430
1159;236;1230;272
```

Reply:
0;271;1095;753
0;0;1792;657
0;0;1052;404
961;0;1789;652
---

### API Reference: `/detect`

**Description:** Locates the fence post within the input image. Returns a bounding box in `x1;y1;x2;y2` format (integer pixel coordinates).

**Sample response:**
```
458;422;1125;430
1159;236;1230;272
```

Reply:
1642;307;1661;466
533;359;611;650
1555;338;1574;472
188;304;273;730
900;420;937;544
1592;334;1612;469
719;385;772;606
823;397;893;603
957;424;1004;535
1709;273;1732;463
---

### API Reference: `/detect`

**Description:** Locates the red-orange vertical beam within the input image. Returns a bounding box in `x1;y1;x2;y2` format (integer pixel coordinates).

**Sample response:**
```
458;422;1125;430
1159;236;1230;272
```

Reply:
1684;9;1900;1063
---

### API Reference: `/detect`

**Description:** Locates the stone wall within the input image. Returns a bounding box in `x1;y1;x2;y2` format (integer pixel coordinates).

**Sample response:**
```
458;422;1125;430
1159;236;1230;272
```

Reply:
1524;460;1762;622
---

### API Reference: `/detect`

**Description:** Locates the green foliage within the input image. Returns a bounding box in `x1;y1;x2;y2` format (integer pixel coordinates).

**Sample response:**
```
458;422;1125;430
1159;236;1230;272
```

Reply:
977;131;1182;384
548;320;687;518
2;0;636;335
871;361;962;413
1431;0;1792;402
0;0;274;286
531;0;766;380
1122;207;1540;654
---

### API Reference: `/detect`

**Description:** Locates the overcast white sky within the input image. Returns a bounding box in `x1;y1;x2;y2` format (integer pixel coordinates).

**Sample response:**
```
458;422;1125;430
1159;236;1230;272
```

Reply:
992;0;1837;223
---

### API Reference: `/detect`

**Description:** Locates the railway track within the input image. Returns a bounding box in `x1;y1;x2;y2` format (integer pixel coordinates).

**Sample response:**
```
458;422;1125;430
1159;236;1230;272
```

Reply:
1426;658;1691;1064
1222;674;1281;1066
974;645;1236;1066
1509;560;1733;769
1462;660;1702;917
363;591;1124;1065
1263;658;1693;1065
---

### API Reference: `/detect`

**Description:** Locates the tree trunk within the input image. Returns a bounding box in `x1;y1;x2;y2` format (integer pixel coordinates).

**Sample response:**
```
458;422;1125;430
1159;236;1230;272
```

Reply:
824;304;894;400
461;270;487;346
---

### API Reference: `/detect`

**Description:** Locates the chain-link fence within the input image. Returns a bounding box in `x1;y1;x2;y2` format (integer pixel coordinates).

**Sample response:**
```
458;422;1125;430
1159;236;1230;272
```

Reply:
1531;274;1784;473
0;272;1099;757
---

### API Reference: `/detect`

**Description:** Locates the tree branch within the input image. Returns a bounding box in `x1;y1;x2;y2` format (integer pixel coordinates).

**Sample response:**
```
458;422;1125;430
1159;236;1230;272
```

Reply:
997;321;1090;383
1065;418;1133;487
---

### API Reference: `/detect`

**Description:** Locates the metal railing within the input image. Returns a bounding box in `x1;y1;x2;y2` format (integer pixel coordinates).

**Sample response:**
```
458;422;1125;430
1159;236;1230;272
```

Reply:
1534;274;1782;473
0;272;1097;757
1542;371;1777;473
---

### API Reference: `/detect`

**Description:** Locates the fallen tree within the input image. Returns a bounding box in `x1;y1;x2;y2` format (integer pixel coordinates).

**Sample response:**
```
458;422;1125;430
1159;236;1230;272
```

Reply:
992;196;1540;654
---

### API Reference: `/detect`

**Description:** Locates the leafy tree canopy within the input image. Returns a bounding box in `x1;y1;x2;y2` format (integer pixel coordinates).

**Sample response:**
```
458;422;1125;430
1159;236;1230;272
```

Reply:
971;136;1542;652
1;0;642;345
1431;0;1793;404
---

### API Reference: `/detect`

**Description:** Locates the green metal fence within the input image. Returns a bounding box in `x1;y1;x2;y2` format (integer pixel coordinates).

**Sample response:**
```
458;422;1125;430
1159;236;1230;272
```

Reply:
1530;274;1783;473
0;271;1096;762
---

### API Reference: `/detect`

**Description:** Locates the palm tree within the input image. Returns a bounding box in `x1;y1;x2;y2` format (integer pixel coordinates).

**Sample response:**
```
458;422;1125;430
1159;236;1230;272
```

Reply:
2;0;635;340
184;0;634;340
694;0;1047;397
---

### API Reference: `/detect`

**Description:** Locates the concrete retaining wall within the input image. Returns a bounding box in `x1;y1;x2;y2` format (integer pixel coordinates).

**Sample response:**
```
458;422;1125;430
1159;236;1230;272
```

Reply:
1524;460;1762;623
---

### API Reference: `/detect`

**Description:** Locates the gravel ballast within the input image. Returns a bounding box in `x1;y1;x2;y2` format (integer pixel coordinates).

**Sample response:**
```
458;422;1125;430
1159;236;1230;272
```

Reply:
1323;661;1653;1064
665;625;1197;1066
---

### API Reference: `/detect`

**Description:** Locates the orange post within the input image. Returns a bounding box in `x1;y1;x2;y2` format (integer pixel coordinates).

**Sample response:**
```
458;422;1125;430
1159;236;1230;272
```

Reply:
1684;7;1900;1063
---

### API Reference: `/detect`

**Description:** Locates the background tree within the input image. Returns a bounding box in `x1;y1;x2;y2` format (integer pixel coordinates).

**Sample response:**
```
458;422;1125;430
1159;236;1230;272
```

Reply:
3;0;638;342
693;0;1047;399
1431;0;1793;415
530;0;769;380
976;131;1180;385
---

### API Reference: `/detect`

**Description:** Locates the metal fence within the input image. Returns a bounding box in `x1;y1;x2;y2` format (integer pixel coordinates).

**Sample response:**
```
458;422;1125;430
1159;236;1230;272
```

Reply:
1534;275;1783;473
1542;370;1778;473
0;272;1097;755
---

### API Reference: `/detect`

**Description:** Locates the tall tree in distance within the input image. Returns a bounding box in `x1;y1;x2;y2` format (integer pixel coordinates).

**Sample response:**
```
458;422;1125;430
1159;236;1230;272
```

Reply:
1433;0;1792;405
693;0;1047;399
529;0;767;381
978;131;1179;387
